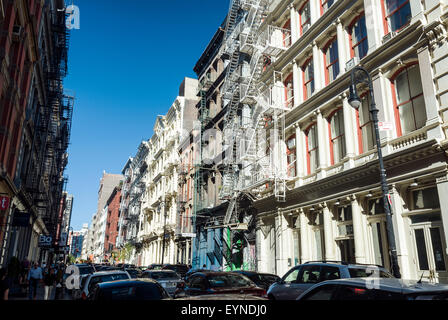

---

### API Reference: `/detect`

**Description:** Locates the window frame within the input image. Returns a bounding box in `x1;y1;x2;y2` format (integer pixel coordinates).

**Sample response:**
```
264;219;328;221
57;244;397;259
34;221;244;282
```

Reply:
348;12;368;60
299;0;311;36
356;92;374;154
302;57;314;101
323;36;340;85
286;134;297;177
390;62;425;137
327;107;346;165
284;72;294;109
305;123;319;175
381;0;412;34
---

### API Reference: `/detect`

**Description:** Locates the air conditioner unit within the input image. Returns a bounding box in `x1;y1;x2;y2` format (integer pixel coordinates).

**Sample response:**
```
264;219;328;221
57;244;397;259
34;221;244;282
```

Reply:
382;31;396;44
345;57;359;72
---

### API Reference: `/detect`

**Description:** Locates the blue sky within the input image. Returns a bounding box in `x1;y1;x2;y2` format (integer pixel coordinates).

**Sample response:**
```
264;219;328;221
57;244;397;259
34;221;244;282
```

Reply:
64;0;229;230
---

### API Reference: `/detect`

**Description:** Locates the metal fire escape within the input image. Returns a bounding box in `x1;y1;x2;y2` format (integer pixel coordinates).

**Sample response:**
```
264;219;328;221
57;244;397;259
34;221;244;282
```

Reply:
218;0;293;269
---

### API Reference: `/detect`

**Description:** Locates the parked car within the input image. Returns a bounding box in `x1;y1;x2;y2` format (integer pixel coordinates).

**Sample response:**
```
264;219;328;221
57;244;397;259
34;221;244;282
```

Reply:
178;293;267;300
162;264;190;279
141;270;184;296
74;270;131;300
125;268;142;279
184;269;212;282
233;271;281;290
89;279;172;300
267;261;393;300
147;264;163;270
297;278;448;300
66;264;96;295
181;271;266;297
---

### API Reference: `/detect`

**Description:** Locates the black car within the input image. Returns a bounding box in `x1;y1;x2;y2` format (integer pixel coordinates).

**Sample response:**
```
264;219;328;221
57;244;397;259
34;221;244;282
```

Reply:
184;269;212;282
125;268;142;279
233;271;281;290
162;264;190;279
147;264;163;270
89;279;172;300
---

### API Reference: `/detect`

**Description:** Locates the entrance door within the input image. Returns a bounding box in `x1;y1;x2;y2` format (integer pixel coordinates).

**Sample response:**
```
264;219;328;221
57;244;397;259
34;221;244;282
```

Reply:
337;239;355;264
411;223;448;283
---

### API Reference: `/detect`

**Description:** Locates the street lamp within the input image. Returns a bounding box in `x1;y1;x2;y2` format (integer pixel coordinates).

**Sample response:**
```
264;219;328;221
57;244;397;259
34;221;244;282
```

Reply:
348;66;401;279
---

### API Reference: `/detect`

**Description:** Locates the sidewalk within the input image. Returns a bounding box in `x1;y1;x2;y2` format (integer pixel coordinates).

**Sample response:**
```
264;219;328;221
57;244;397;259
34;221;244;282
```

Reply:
9;284;72;301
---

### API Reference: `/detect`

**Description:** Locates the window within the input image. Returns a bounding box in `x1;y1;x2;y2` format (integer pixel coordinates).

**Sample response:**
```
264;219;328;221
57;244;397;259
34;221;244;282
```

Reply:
284;73;294;108
283;19;292;47
283;268;300;284
286;135;296;177
349;14;368;59
320;266;341;281
298;265;321;283
384;0;412;32
412;187;439;210
357;94;374;153
299;0;311;35
392;64;426;136
302;59;314;100
321;0;334;14
306;124;319;174
324;38;339;84
328;109;346;164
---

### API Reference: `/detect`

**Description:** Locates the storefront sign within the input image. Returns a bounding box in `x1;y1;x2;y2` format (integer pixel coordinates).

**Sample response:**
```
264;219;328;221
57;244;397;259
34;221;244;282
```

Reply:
0;196;10;211
38;235;53;248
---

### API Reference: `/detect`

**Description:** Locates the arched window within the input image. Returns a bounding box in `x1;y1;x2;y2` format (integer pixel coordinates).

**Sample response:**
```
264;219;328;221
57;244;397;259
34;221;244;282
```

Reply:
323;37;339;84
299;0;311;35
284;73;294;108
328;108;346;164
356;93;375;153
306;124;319;174
391;64;426;136
348;13;368;59
286;135;297;177
302;58;314;100
383;0;412;33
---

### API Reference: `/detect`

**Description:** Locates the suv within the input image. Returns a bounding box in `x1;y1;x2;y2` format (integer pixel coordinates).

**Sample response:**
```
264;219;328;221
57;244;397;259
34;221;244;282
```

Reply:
267;261;393;300
162;264;190;279
297;278;448;300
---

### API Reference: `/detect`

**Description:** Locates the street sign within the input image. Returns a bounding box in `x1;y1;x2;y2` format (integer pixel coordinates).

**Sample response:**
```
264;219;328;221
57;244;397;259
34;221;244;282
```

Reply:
181;233;196;238
0;196;10;211
378;121;394;131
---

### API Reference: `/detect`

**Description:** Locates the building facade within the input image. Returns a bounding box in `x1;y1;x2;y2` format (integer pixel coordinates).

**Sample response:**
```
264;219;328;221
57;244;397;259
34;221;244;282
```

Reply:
0;0;73;267
246;0;448;283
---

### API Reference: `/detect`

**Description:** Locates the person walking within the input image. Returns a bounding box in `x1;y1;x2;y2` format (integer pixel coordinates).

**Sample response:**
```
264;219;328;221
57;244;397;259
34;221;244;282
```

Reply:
27;262;43;300
0;268;10;300
43;267;56;300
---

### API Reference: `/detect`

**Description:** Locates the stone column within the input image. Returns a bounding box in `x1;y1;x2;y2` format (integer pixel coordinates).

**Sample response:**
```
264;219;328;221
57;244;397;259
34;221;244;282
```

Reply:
351;195;367;263
417;45;443;140
336;18;348;74
342;94;356;168
292;61;301;107
389;185;411;279
299;209;311;262
290;4;299;43
295;124;304;182
322;203;336;260
363;0;385;52
436;175;448;256
316;110;328;177
312;41;323;92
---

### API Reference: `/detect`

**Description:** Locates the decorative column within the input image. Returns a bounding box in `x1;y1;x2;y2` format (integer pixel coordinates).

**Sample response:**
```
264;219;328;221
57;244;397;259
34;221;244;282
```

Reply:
290;3;299;43
312;41;323;92
336;18;348;73
316;110;328;177
294;123;304;185
350;195;367;264
417;45;443;140
437;175;448;256
322;203;336;261
292;61;301;107
363;0;385;52
342;93;356;167
299;209;311;263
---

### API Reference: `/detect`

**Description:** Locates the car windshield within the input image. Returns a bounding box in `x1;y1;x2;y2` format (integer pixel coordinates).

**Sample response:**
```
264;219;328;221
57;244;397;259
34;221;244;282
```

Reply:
88;274;129;292
207;274;254;288
348;268;393;278
147;272;179;280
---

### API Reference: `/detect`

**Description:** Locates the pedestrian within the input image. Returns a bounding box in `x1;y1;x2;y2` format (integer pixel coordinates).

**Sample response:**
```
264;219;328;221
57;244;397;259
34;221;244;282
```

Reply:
0;268;10;300
43;267;56;300
27;262;43;300
54;265;65;300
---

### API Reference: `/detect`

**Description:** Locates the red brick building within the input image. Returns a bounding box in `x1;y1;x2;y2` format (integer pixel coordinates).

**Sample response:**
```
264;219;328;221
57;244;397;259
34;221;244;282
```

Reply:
104;187;122;258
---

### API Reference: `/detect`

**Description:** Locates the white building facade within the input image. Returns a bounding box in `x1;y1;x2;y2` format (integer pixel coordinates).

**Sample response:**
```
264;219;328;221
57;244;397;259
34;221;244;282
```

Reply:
251;0;448;284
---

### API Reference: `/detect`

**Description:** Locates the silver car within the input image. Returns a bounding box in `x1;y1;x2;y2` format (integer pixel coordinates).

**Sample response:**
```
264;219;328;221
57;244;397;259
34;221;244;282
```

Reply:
141;270;184;296
267;261;393;300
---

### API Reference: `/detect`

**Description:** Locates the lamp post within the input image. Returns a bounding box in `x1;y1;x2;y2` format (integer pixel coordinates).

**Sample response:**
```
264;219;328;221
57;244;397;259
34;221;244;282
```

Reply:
348;66;401;278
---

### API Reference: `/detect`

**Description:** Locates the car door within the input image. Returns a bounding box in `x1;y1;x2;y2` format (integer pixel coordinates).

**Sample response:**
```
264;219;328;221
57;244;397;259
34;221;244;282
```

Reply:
272;267;301;300
186;275;207;296
290;265;323;299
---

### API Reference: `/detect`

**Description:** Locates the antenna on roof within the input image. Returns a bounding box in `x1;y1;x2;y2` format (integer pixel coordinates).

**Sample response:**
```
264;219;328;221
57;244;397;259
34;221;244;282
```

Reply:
417;272;424;284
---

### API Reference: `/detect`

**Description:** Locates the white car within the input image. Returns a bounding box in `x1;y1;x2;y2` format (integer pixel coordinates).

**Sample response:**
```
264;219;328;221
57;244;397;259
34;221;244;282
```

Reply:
76;270;131;300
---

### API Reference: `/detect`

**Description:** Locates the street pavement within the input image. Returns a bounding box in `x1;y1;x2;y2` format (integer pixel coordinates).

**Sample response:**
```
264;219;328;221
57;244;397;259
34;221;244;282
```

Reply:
9;284;72;301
